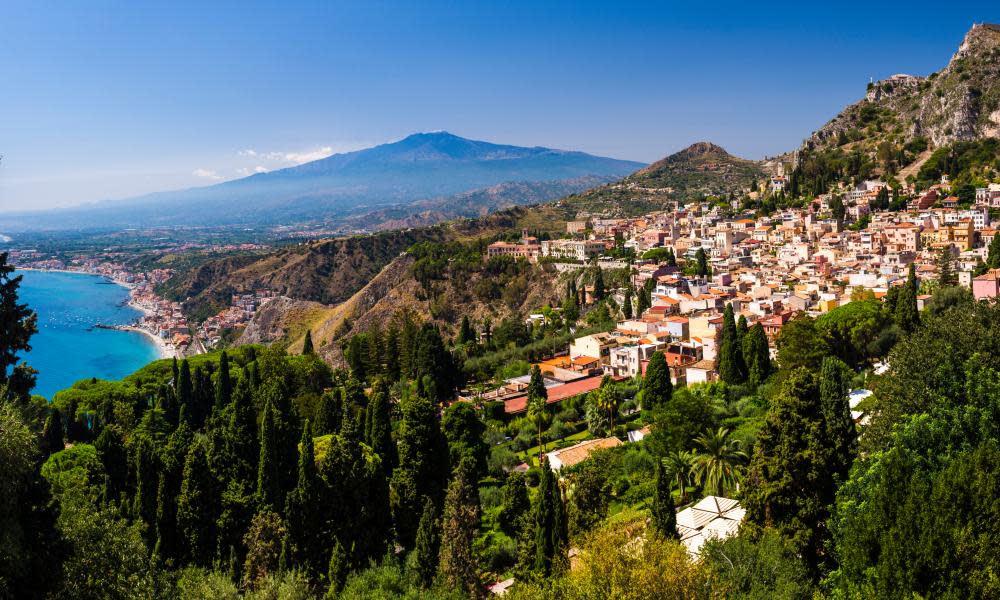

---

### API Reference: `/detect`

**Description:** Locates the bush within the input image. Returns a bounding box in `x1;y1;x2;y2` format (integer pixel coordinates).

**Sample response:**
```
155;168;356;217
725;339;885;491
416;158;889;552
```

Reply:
479;485;503;510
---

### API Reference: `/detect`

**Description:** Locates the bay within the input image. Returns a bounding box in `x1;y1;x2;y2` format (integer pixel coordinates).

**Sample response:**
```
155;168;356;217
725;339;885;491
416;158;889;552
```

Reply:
17;270;163;399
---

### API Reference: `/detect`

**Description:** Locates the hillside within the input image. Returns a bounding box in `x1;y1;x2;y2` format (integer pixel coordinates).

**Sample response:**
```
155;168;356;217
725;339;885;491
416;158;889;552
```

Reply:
2;132;643;231
797;24;1000;161
553;142;766;213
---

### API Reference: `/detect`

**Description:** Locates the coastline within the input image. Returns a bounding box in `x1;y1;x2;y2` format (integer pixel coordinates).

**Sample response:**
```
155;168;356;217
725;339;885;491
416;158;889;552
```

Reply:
22;267;176;360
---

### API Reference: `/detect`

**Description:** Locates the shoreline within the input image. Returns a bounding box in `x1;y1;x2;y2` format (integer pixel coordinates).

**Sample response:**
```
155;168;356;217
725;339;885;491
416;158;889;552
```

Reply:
24;267;176;360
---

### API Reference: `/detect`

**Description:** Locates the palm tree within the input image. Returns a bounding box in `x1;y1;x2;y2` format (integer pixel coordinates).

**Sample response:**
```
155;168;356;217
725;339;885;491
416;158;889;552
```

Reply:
662;450;697;505
692;427;747;497
595;376;620;432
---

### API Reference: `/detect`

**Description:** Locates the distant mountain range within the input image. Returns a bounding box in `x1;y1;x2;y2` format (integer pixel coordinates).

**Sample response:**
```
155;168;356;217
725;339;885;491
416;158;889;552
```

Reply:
0;132;643;232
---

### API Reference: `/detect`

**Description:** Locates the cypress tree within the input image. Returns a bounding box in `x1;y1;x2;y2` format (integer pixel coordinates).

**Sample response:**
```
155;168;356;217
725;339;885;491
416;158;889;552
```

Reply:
41;409;64;455
695;248;710;277
256;399;281;510
438;461;481;596
365;379;396;471
131;434;159;541
641;350;673;411
623;287;633;319
314;389;342;437
895;263;920;333
176;359;193;408
324;541;349;598
457;316;475;345
527;364;549;452
94;427;128;503
177;442;217;566
384;326;401;381
592;266;605;301
744;368;835;572
285;420;324;576
215;350;232;413
718;304;746;384
209;375;257;487
987;232;1000;270
302;330;314;355
413;497;440;588
171;356;179;388
819;356;858;481
736;314;749;347
390;393;450;547
533;461;557;575
743;322;772;388
651;462;678;538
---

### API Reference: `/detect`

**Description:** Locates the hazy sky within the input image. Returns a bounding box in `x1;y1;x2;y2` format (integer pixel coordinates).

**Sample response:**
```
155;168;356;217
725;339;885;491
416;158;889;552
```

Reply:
1;1;997;212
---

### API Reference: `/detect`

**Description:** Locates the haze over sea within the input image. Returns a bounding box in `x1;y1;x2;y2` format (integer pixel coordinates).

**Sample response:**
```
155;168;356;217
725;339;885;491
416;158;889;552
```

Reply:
19;270;162;399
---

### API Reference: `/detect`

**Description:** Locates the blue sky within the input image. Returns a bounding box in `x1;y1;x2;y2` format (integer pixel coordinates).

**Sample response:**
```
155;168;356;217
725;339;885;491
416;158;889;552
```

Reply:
1;1;998;211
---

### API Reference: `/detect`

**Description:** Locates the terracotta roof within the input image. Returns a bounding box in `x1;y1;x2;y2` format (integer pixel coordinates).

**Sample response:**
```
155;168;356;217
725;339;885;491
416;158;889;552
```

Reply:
503;376;605;414
548;437;622;469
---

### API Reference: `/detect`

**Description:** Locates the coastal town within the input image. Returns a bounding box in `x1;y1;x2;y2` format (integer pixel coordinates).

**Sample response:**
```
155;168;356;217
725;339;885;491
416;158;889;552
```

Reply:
5;250;277;359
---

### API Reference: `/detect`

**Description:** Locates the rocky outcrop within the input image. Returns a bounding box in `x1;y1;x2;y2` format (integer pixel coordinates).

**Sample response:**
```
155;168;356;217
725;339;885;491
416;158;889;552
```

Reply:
802;23;1000;155
235;296;328;346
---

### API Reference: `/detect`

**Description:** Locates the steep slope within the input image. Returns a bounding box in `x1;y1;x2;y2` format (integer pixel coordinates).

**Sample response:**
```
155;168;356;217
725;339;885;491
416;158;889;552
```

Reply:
802;23;1000;156
3;132;643;231
627;141;766;197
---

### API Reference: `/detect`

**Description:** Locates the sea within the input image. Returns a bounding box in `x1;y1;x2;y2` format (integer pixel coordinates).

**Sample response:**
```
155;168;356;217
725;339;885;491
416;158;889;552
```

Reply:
17;270;163;400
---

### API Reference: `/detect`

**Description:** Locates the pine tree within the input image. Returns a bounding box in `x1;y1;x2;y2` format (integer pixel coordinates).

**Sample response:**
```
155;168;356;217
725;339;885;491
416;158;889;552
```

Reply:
256;399;281;510
301;330;314;355
651;462;678;538
819;357;858;481
285;420;324;577
937;247;958;287
498;471;530;537
641;350;673;411
41;409;64;455
413;497;440;588
177;442;217;566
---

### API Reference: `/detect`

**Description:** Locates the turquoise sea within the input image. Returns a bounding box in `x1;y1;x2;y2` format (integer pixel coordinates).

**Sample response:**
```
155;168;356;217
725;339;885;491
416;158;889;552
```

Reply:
17;270;162;400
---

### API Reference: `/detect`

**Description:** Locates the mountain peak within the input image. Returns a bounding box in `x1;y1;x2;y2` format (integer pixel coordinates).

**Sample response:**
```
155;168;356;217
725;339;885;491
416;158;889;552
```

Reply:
951;22;1000;63
676;141;731;158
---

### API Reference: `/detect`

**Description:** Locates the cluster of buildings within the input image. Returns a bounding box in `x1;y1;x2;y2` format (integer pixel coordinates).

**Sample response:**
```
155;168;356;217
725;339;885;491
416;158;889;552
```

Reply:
482;175;1000;406
197;290;278;347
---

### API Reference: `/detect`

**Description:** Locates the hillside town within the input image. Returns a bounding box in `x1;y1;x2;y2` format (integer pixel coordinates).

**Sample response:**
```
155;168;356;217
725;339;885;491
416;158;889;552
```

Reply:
478;176;1000;424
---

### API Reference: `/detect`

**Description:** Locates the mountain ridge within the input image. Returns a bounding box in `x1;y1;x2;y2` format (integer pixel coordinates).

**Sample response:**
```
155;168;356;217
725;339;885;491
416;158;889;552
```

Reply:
0;132;644;231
